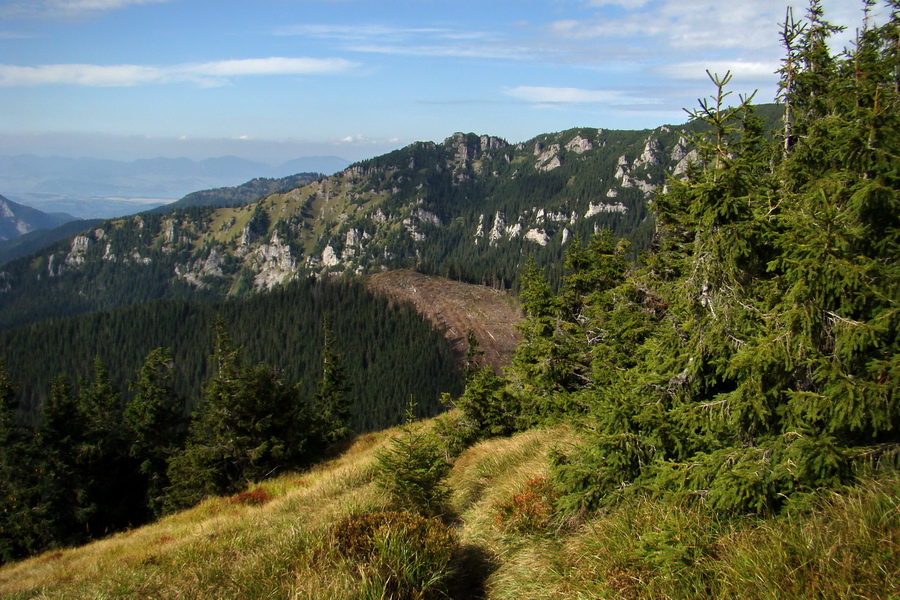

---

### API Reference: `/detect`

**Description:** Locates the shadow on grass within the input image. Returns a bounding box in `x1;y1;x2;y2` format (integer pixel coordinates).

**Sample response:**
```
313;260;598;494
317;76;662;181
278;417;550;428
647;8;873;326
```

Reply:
446;543;499;600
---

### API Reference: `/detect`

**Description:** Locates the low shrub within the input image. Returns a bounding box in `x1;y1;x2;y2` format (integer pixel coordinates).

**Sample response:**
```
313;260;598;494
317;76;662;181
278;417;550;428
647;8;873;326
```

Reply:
493;476;559;534
228;487;274;506
328;511;458;600
374;421;451;517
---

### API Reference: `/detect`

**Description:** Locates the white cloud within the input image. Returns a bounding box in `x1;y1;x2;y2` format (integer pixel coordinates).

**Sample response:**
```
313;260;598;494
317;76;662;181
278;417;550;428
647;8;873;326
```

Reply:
275;24;450;40
549;1;777;51
664;60;780;83
51;0;169;10
552;0;870;54
335;134;388;146
0;57;357;87
188;57;356;77
347;43;529;60
505;85;660;106
0;63;165;86
1;0;172;19
277;22;524;60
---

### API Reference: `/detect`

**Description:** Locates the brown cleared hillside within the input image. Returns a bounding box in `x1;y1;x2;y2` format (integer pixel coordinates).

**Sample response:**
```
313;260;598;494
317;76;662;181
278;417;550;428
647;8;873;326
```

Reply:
365;270;521;373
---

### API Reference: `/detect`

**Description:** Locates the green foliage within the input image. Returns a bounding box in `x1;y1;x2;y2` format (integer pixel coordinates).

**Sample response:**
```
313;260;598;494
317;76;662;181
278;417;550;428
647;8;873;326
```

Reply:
454;366;520;437
374;410;452;517
315;319;353;443
546;2;900;517
123;348;184;518
0;362;28;562
0;273;462;561
437;331;522;456
0;276;462;434
165;321;316;511
4;361;145;556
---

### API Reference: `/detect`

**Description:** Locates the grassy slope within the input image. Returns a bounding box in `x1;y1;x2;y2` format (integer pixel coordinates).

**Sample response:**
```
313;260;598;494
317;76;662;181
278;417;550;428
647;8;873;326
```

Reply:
1;420;897;599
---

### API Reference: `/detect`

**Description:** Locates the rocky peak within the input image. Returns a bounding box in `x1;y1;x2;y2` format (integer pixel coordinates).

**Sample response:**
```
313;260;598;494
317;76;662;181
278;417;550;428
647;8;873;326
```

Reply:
565;135;594;154
480;135;506;152
534;142;562;171
634;137;662;169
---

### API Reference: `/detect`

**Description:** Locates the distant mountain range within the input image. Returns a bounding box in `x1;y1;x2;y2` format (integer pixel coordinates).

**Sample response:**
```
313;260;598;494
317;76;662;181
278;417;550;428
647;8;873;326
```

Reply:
0;194;77;241
0;154;350;218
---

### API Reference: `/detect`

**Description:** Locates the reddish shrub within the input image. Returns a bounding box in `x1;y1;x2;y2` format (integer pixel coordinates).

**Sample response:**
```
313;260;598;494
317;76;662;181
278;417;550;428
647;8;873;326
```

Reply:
494;476;559;533
228;487;274;506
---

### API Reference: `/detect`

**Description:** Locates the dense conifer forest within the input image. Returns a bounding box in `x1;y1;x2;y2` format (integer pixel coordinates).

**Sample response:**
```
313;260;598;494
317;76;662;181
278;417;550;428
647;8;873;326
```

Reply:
0;276;461;431
0;276;462;561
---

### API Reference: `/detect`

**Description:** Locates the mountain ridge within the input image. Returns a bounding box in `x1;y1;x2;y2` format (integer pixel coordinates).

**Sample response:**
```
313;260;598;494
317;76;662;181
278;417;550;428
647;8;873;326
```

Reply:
0;194;76;242
0;106;784;330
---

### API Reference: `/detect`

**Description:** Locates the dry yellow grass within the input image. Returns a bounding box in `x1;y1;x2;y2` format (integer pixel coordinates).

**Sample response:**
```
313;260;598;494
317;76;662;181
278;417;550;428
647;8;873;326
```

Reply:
2;422;896;599
0;429;395;598
0;424;567;599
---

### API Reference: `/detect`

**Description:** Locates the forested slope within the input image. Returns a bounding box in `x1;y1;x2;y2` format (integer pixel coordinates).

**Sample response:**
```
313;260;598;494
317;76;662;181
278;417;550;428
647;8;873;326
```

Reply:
0;276;462;433
0;275;464;561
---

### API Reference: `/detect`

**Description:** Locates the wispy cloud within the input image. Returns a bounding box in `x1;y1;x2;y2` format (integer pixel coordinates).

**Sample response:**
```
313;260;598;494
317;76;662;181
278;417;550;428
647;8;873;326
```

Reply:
347;43;530;60
277;22;529;61
505;85;661;107
275;24;451;41
663;60;779;83
188;57;355;77
549;0;777;52
1;0;172;19
0;57;357;87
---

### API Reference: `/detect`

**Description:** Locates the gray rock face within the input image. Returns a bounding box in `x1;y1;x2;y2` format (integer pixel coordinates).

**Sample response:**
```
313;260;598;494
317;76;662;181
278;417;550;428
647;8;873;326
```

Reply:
565;135;594;154
535;143;562;171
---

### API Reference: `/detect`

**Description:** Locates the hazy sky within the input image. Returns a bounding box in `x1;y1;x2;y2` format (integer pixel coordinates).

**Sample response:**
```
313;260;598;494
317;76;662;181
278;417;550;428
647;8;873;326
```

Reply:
0;0;874;164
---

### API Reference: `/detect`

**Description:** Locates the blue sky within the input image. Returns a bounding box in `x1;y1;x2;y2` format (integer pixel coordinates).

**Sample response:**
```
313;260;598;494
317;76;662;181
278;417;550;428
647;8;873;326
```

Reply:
0;0;874;164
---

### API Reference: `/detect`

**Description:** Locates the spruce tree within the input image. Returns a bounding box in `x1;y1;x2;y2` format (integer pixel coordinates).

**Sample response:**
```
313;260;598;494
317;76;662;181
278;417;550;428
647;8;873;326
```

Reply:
316;318;353;443
0;363;29;562
374;404;451;517
552;2;899;515
166;319;314;510
124;348;184;518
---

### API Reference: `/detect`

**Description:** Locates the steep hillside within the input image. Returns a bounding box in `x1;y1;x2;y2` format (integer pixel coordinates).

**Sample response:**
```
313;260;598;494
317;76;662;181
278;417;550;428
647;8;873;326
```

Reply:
0;217;101;266
0;276;464;434
0;194;74;241
1;421;894;599
153;172;323;212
